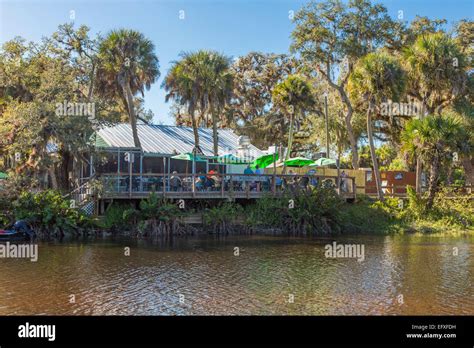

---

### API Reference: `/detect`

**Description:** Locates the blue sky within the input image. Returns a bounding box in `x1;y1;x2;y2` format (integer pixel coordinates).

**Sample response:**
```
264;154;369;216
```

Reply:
1;0;473;125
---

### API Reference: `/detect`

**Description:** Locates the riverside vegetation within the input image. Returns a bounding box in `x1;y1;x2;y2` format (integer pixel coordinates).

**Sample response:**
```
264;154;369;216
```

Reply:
0;0;472;238
1;184;471;239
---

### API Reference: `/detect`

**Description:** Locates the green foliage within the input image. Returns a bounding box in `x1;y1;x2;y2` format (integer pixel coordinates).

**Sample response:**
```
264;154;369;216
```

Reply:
272;74;316;159
340;199;404;234
203;203;244;233
99;203;135;231
349;50;406;105
138;192;182;222
401;112;470;207
12;190;89;233
225;52;298;148
365;186;473;232
403;32;468;113
245;187;344;234
162;50;233;153
97;29;160;99
0;191;14;227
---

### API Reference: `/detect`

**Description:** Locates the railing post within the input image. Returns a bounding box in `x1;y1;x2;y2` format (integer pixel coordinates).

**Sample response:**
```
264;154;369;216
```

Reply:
162;174;166;198
221;173;224;198
246;174;250;199
192;173;196;198
272;174;276;196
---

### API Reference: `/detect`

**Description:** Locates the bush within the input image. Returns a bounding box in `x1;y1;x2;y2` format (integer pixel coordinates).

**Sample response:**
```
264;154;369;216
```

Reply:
203;202;244;233
121;192;187;236
98;203;132;231
245;186;344;235
13;190;90;235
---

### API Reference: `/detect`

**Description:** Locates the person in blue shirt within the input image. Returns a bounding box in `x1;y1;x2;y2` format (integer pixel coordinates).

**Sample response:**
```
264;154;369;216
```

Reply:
243;165;254;191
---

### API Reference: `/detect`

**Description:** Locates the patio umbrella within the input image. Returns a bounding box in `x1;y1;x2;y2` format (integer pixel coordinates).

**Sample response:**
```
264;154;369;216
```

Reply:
250;153;279;169
309;157;336;167
284;157;315;167
0;172;7;179
171;153;205;161
171;152;206;175
217;153;249;164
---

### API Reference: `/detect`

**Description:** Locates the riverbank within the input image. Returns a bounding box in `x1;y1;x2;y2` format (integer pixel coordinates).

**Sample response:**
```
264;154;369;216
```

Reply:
1;188;472;239
92;188;473;238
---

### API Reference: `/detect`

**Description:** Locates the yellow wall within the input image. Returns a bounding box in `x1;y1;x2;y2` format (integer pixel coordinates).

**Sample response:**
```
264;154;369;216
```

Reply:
264;166;369;194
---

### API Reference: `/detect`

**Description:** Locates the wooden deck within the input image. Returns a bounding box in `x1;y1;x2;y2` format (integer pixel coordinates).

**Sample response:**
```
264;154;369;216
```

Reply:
69;173;472;213
92;173;357;201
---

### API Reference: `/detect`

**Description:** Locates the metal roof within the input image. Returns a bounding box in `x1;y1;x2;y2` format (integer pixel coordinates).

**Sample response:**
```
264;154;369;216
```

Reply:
95;123;264;159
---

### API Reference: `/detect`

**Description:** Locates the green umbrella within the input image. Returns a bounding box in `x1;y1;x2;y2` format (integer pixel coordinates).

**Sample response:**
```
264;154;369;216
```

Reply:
217;153;249;164
250;153;279;169
309;157;336;167
284;157;315;167
171;153;206;161
0;172;7;179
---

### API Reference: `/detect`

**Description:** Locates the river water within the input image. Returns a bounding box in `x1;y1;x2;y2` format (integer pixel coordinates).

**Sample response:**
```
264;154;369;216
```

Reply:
0;234;472;315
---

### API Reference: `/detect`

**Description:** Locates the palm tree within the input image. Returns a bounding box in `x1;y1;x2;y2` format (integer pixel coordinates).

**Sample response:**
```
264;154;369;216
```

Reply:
96;29;160;148
349;51;406;201
163;51;233;156
404;33;468;193
401;113;468;208
207;52;233;156
163;54;202;154
272;75;315;173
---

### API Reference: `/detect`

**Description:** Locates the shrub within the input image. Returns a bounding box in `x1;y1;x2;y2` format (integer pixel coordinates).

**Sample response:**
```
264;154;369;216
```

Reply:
245;186;344;234
99;203;132;231
203;202;244;233
13;190;90;235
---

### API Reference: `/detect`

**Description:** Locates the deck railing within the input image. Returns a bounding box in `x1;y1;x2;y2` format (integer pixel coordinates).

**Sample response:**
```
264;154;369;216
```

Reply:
96;172;357;199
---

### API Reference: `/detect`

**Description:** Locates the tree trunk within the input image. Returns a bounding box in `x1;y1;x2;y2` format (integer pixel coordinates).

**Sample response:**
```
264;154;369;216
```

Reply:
87;62;96;101
462;156;473;194
415;159;423;194
49;166;58;190
415;102;428;194
211;106;219;157
119;79;141;149
189;103;202;155
282;111;295;175
337;88;359;169
58;149;71;191
426;154;441;209
367;102;384;201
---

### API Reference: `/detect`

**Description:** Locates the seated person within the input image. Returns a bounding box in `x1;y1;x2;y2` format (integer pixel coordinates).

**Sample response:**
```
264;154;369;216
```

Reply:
275;176;283;190
170;171;182;191
211;171;221;190
204;176;215;190
195;175;204;191
300;176;309;188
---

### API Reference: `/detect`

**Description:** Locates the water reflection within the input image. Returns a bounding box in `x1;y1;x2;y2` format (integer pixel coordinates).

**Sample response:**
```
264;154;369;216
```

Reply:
0;234;472;315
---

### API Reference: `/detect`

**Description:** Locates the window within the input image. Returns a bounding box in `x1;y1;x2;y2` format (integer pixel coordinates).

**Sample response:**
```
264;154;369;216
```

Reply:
394;172;404;180
143;156;165;174
119;152;140;174
366;171;373;182
95;152;118;174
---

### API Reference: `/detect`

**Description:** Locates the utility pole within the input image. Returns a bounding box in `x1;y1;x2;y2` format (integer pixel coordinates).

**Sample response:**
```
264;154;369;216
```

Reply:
324;93;330;159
